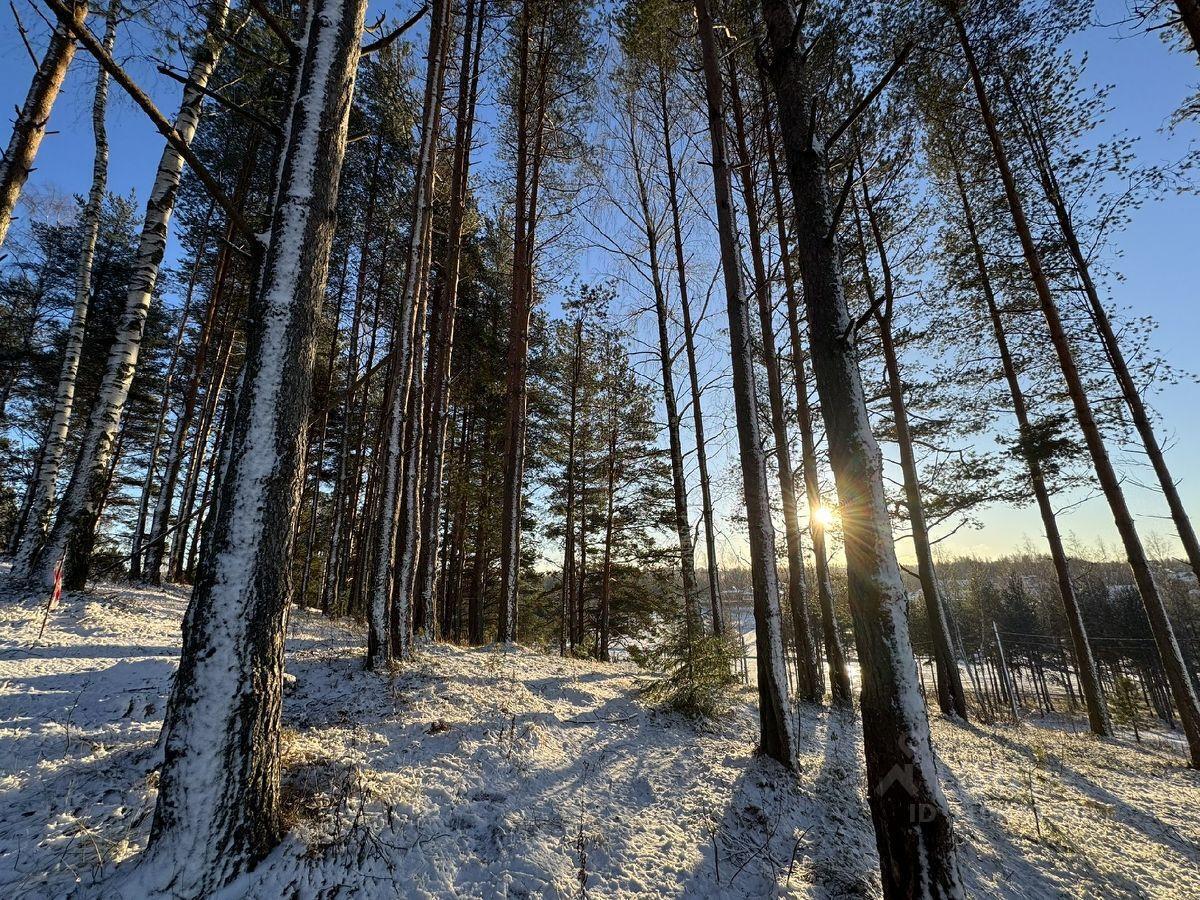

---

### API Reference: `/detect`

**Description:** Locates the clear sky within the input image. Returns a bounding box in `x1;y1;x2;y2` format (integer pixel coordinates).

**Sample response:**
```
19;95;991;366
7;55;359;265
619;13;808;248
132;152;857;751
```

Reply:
2;0;1198;565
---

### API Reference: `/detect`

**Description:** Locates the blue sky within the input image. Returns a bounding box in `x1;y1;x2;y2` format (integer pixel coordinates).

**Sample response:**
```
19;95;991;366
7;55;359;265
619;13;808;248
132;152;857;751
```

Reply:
2;0;1198;564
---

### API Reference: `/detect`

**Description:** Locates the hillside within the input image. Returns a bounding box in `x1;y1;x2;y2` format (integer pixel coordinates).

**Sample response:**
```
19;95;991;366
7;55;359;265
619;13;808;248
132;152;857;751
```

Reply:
1;579;1198;898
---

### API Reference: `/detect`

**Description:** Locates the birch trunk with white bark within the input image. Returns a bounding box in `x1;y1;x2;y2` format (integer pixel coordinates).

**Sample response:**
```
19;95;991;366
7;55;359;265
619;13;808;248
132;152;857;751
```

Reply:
31;1;231;591
12;1;117;579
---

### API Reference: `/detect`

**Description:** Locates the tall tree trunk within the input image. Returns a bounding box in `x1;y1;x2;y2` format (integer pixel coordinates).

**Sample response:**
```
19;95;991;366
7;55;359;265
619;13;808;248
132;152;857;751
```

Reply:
141;1;368;892
727;60;822;703
298;271;346;608
368;0;452;666
693;0;796;768
599;422;617;662
171;308;236;582
655;70;723;634
11;1;117;578
322;140;382;615
498;4;551;643
766;112;852;707
852;174;967;721
562;319;581;654
1010;85;1200;591
950;160;1111;736
625;96;703;635
468;471;490;646
0;1;87;250
414;0;486;638
954;8;1200;767
143;140;258;582
758;2;964;893
130;201;215;580
31;1;231;591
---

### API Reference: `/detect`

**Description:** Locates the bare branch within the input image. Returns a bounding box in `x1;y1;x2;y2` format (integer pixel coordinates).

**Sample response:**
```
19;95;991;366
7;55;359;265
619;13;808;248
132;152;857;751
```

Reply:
361;4;428;56
826;41;914;150
246;0;297;55
44;0;257;242
156;65;282;139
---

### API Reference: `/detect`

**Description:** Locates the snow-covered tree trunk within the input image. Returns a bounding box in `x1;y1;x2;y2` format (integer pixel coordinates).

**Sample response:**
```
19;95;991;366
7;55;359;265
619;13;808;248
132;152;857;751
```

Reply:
134;1;368;893
759;1;964;893
30;1;230;591
694;0;796;769
368;0;452;667
0;1;86;251
11;0;117;580
955;8;1200;766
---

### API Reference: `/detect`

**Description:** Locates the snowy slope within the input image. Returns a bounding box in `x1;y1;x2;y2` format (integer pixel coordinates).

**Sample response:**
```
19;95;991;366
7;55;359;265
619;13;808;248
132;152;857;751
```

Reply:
2;576;1199;898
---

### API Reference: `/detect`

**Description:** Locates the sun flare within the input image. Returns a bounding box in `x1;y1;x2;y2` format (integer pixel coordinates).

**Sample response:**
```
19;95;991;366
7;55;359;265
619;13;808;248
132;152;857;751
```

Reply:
812;505;838;529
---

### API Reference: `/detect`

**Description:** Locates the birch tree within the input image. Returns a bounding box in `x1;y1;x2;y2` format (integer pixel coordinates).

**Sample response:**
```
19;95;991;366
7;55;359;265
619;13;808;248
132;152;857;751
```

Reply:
23;0;232;590
12;0;119;578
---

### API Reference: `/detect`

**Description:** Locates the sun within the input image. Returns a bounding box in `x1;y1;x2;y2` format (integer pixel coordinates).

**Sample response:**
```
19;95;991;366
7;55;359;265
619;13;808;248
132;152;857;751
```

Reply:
812;505;837;529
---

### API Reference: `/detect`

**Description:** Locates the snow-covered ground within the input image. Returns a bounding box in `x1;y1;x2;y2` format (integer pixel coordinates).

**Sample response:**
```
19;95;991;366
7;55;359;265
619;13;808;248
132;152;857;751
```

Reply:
2;577;1199;898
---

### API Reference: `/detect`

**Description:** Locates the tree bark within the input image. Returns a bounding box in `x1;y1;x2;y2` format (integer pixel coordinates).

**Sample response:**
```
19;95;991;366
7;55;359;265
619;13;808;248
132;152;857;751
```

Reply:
727;60;822;703
12;0;117;578
950;160;1112;736
694;0;796;768
954;7;1200;766
140;0;368;892
0;1;87;250
758;1;964;892
765;113;852;707
31;0;232;591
